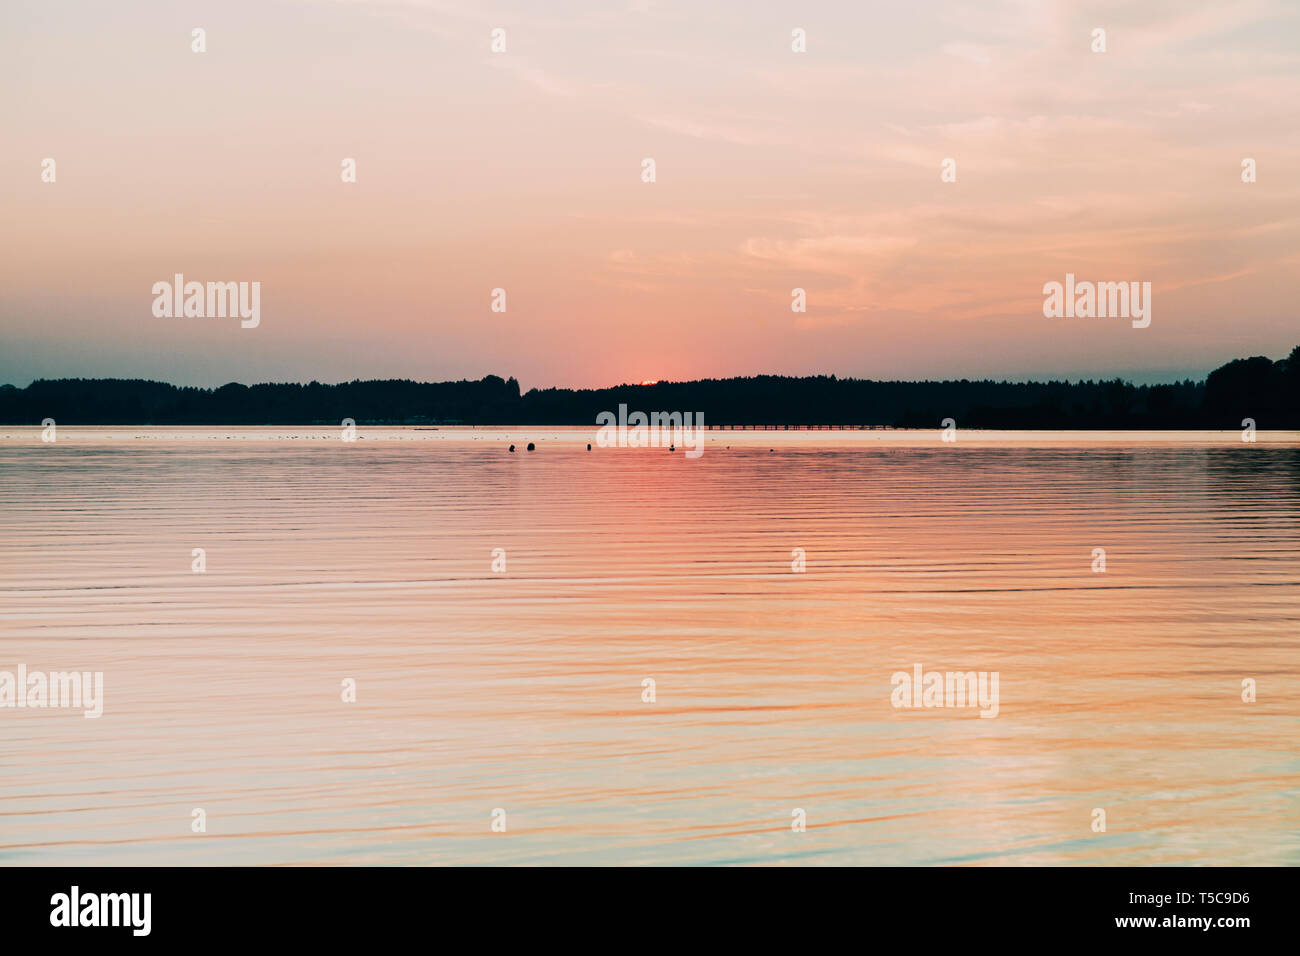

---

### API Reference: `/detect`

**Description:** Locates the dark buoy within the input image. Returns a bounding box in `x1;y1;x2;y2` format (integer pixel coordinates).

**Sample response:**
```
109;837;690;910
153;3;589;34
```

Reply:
509;444;515;452
587;443;591;451
526;442;535;451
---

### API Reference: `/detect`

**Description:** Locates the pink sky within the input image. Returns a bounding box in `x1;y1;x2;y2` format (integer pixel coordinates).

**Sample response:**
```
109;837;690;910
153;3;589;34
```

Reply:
3;0;1299;388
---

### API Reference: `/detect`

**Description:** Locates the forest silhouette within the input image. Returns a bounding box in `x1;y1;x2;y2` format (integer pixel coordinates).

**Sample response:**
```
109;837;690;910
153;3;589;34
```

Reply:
2;346;1296;428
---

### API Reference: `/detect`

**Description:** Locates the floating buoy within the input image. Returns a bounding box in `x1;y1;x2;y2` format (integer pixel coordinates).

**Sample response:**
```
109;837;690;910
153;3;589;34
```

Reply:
526;442;535;451
509;444;515;452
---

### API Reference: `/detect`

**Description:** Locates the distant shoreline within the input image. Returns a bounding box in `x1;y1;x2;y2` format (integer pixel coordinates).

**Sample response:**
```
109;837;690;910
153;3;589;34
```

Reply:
5;428;1300;448
2;345;1296;429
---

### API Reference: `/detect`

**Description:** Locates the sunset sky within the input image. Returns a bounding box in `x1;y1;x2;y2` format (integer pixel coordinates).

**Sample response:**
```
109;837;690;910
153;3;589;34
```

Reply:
3;0;1298;389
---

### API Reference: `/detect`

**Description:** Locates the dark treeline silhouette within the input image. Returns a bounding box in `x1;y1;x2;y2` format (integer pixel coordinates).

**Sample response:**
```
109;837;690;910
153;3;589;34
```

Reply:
2;346;1296;428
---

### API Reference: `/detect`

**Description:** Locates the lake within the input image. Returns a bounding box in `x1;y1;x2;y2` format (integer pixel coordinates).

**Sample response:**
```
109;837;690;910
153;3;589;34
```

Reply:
1;427;1298;865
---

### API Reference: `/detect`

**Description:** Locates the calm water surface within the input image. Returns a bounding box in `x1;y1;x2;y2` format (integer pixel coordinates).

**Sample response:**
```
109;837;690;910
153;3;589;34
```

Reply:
1;427;1298;865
